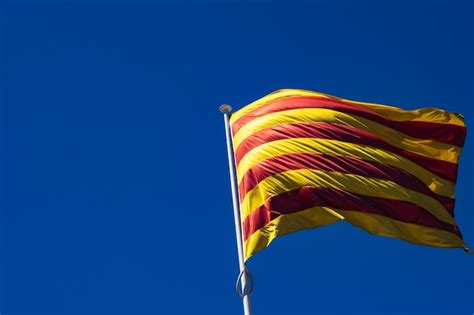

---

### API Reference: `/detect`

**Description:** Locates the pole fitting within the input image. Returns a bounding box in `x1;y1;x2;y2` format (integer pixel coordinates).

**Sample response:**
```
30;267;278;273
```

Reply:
236;265;254;298
219;104;232;114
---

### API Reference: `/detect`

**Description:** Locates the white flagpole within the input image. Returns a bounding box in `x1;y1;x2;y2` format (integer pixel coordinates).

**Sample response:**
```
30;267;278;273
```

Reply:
220;104;253;315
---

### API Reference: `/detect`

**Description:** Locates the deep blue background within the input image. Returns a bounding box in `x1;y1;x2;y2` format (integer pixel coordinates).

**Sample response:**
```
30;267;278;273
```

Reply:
1;1;473;314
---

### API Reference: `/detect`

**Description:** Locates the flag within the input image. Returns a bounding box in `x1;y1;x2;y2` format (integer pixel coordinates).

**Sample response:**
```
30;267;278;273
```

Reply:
230;89;468;260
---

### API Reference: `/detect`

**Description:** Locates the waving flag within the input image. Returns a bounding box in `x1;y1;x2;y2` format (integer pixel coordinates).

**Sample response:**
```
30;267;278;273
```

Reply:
230;89;468;260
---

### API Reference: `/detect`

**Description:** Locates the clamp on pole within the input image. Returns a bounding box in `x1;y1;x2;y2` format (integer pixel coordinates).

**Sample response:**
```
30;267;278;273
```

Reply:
236;265;255;298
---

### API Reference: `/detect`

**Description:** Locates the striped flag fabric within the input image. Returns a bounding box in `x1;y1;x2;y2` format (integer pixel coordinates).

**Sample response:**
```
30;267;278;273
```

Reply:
230;89;468;260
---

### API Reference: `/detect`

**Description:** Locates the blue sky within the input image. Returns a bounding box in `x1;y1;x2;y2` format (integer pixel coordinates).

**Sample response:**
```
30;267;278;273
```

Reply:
1;1;473;314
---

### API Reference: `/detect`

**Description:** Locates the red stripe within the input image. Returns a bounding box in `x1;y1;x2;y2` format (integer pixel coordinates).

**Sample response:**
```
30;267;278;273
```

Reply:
239;152;455;216
242;187;461;241
235;122;459;182
232;96;466;147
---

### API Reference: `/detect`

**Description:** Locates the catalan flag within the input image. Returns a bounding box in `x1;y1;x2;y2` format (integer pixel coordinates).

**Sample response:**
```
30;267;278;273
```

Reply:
230;89;468;260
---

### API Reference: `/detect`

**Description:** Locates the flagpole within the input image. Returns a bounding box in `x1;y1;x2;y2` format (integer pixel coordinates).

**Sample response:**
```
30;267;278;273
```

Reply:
220;104;253;315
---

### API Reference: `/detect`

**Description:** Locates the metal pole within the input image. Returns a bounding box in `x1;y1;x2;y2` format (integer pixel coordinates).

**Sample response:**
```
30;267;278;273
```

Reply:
220;104;253;315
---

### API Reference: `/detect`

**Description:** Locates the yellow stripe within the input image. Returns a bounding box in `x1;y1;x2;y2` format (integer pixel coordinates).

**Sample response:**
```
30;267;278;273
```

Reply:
230;89;332;124
243;206;341;260
240;168;455;225
231;89;465;127
237;137;455;198
244;207;465;260
346;100;465;126
233;108;461;164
